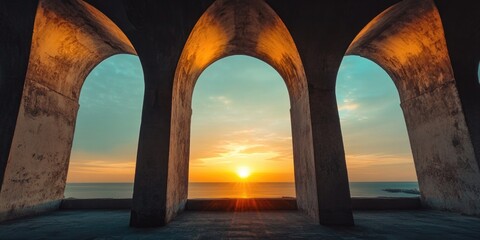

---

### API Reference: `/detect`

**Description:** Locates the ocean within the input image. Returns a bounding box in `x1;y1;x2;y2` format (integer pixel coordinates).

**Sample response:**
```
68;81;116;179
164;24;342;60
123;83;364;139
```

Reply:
64;182;420;199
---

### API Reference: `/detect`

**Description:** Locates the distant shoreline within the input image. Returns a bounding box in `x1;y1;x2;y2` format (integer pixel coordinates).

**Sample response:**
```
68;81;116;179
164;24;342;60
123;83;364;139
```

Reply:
64;182;420;199
382;188;420;195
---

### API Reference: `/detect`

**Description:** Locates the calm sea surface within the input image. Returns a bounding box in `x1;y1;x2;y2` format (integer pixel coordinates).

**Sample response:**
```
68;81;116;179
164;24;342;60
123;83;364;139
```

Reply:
64;182;419;199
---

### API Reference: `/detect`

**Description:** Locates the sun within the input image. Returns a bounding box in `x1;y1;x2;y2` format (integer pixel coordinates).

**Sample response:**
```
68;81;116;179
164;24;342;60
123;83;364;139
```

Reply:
236;166;251;179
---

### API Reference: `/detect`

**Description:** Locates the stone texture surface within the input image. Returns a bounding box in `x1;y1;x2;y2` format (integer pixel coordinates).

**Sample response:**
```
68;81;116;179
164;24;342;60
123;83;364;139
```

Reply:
0;0;38;197
0;0;134;222
347;0;453;101
0;82;77;221
402;83;480;214
1;210;480;239
347;0;480;214
434;0;480;174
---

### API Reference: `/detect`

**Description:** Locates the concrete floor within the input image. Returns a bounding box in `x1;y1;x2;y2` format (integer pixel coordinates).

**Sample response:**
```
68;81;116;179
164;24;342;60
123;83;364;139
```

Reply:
1;210;480;239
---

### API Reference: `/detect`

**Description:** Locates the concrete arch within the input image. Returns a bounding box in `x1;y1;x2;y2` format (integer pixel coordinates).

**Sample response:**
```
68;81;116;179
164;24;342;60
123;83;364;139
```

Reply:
346;0;480;215
165;0;318;225
0;0;137;221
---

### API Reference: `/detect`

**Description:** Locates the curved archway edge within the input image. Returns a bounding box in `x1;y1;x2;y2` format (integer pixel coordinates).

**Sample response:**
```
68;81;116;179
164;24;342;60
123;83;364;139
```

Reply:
347;0;480;215
166;0;330;226
0;0;136;221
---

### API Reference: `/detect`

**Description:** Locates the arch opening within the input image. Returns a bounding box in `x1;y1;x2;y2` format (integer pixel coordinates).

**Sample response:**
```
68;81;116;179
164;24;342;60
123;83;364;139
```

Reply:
164;0;319;222
0;0;138;221
336;56;418;197
188;55;295;199
65;54;144;199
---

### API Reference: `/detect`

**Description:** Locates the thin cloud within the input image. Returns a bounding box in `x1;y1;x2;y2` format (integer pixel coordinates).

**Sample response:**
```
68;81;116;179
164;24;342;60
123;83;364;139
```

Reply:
208;95;232;105
67;152;136;182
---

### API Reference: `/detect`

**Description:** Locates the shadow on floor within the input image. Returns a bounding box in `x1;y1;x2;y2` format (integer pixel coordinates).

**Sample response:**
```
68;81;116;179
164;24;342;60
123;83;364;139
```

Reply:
0;210;479;239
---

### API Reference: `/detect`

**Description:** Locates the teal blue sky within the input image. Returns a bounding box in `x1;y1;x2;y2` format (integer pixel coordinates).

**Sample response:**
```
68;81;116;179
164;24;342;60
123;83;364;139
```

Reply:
72;56;144;155
68;54;418;182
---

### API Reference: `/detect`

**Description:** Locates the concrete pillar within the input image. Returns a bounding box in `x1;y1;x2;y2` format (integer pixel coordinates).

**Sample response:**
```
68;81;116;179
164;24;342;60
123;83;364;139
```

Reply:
434;0;480;170
267;0;398;226
290;93;318;222
123;1;213;228
0;0;38;192
309;87;354;225
401;82;480;214
129;66;179;227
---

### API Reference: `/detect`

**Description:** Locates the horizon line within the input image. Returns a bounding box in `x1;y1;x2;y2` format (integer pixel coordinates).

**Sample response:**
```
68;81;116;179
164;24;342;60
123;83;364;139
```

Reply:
66;181;419;184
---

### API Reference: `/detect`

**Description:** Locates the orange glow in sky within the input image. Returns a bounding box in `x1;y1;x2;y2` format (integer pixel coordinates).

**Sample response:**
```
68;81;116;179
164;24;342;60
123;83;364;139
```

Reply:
68;55;417;183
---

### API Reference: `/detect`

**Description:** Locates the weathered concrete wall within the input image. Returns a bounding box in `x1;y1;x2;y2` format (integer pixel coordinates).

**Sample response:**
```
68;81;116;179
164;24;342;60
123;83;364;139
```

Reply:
0;82;77;221
290;94;318;220
348;0;453;101
347;0;480;215
434;0;480;173
0;0;39;192
0;0;135;221
402;83;480;214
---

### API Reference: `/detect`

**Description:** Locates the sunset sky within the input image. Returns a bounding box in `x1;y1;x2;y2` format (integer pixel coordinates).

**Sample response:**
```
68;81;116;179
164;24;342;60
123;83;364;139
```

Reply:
67;54;418;183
